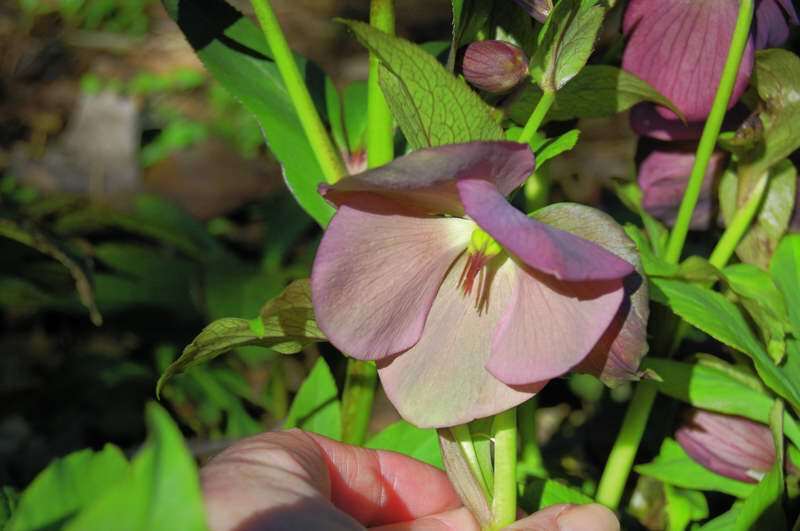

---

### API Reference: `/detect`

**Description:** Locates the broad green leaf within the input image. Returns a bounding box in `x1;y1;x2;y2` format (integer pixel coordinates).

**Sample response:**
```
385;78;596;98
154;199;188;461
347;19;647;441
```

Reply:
509;66;684;123
651;278;800;410
7;446;128;531
161;0;334;226
341;20;503;149
524;479;593;510
635;438;754;498
529;0;605;92
736;401;786;530
65;403;209;531
284;357;341;440
643;358;800;449
619;193;669;258
698;505;742;531
771;234;800;334
0;218;101;325
508;127;580;167
158;279;324;396
366;421;443;469
663;485;708;531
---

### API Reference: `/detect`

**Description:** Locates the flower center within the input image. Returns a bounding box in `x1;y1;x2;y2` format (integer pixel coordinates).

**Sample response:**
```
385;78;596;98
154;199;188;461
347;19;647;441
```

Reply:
459;228;503;309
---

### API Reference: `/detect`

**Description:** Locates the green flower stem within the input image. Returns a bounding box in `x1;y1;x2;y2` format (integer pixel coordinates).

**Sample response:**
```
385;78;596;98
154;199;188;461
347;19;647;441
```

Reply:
450;424;493;499
341;359;378;445
595;381;658;509
518;398;547;479
664;0;755;264
367;0;395;168
518;90;555;145
338;0;397;447
597;0;755;509
490;408;517;530
250;0;345;184
708;173;768;268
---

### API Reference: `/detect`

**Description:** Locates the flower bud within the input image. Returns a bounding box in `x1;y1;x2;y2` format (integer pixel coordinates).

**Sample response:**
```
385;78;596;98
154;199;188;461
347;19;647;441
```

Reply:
462;41;529;94
676;409;775;483
513;0;553;23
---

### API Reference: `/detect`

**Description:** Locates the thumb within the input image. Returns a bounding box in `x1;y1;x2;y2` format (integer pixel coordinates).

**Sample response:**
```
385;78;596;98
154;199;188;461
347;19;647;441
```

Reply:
504;503;619;531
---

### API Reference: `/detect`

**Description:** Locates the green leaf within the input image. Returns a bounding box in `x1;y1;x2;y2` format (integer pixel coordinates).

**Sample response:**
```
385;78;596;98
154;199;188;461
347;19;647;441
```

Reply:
643;358;800;449
525;479;593;510
663;485;708;531
697;504;742;531
449;0;492;70
635;438;754;498
650;278;800;410
162;0;334;226
0;486;18;527
7;446;128;531
158;279;324;396
529;0;605;93
770;234;800;335
736;401;786;530
366;421;443;469
284;357;341;440
343;81;369;153
341;19;503;149
65;403;209;531
0;218;101;325
509;66;684;123
508;128;581;168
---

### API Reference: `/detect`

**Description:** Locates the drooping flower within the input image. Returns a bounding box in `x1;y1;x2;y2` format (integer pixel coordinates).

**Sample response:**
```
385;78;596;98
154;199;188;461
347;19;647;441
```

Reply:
311;141;647;427
637;147;726;229
676;409;777;483
623;0;798;137
463;41;529;94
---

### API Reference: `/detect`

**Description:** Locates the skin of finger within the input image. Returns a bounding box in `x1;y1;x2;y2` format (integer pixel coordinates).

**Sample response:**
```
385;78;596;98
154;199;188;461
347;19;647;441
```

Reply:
200;430;363;531
369;507;480;531
308;433;464;526
503;503;620;531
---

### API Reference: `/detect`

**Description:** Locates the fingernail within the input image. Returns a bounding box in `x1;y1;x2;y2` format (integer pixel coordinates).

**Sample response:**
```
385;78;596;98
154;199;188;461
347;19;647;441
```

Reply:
556;504;620;531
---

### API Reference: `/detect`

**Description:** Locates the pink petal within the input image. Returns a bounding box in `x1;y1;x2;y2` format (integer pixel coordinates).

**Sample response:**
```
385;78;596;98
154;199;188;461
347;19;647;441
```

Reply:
378;257;542;428
322;142;535;216
623;0;754;122
486;264;624;385
311;198;472;360
531;203;650;385
755;0;795;48
630;103;749;141
457;178;634;281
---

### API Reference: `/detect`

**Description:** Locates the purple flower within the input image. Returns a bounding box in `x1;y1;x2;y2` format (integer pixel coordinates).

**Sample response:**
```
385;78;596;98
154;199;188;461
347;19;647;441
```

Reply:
463;41;529;94
676;409;776;483
623;0;797;129
311;141;646;427
637;146;726;229
513;0;553;23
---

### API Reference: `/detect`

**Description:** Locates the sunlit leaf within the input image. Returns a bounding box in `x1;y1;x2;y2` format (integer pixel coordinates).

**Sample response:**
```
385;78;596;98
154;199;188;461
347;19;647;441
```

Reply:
366;421;443;469
284;357;341;440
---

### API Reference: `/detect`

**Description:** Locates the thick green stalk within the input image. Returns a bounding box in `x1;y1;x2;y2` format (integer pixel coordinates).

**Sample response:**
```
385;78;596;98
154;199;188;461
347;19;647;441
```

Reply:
250;0;345;184
451;424;493;499
665;0;755;263
341;360;378;445
367;0;395;167
708;173;768;268
339;0;397;446
597;0;755;509
490;408;517;530
518;90;555;145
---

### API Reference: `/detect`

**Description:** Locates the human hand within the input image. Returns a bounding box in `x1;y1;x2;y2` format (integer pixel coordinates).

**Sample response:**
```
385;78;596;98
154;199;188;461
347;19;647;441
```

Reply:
201;429;619;531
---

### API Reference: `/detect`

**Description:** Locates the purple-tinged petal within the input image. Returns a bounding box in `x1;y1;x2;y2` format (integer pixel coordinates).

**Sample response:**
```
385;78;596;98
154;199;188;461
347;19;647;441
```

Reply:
378;257;542;428
630;103;749;142
457;178;634;281
486;264;624;385
623;0;754;122
756;0;791;48
533;203;650;385
638;147;725;229
322;142;535;216
676;409;775;483
513;0;553;23
311;197;472;361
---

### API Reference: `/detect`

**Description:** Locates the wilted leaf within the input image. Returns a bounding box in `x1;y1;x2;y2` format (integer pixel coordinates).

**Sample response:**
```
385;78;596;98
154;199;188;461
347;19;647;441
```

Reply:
157;280;324;396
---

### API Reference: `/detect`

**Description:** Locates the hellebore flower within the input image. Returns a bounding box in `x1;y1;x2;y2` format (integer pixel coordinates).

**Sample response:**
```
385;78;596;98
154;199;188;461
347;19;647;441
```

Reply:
676;409;777;483
623;0;798;136
513;0;553;23
311;141;647;427
463;41;529;94
637;147;726;229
